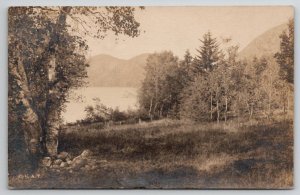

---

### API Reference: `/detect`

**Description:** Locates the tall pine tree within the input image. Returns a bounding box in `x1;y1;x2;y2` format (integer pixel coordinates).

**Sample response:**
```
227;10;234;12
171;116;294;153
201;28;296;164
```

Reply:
193;31;220;73
275;19;294;83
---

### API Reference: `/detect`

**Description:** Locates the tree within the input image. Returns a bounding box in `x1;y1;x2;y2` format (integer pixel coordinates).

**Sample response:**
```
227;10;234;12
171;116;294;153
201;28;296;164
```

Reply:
193;31;220;74
218;45;240;123
8;6;143;172
139;51;180;119
180;75;211;121
260;58;281;118
180;50;194;83
275;19;294;83
181;34;243;123
274;19;294;114
84;98;114;123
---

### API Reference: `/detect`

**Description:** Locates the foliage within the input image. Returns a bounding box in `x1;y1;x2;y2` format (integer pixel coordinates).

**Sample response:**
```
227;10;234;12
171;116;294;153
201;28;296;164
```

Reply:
8;6;143;173
11;118;291;188
275;19;294;83
139;51;181;119
139;27;294;123
193;31;220;73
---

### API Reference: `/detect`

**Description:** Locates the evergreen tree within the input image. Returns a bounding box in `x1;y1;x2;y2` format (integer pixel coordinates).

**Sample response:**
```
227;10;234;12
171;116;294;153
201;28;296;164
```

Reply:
193;31;220;73
181;50;193;82
275;19;294;83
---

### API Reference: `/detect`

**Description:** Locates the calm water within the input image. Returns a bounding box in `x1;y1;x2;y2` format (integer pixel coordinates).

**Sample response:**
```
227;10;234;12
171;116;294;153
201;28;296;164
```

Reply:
63;87;138;123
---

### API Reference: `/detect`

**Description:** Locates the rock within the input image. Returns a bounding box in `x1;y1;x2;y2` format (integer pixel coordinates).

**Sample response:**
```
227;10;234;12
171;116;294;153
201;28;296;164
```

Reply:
41;157;52;167
66;159;72;165
57;152;69;160
60;162;67;168
99;159;107;163
52;164;60;169
67;149;92;169
71;158;87;169
80;149;92;158
53;159;63;166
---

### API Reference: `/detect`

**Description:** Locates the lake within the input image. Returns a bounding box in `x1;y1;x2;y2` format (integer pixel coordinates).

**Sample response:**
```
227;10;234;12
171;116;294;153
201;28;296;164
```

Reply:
63;87;138;123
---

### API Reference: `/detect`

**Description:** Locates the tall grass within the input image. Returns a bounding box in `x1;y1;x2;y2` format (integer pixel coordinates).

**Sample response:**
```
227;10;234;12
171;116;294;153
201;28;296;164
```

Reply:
10;118;293;188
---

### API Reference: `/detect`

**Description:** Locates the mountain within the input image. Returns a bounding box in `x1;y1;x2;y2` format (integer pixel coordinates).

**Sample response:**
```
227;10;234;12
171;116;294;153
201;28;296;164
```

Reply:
87;53;149;87
239;23;288;60
87;23;288;87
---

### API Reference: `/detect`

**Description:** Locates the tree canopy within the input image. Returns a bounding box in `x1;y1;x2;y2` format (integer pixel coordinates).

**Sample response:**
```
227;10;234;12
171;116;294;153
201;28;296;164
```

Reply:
8;6;143;173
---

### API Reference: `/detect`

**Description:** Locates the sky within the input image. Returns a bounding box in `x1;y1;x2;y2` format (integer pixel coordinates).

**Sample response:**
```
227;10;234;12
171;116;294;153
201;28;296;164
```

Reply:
86;6;293;59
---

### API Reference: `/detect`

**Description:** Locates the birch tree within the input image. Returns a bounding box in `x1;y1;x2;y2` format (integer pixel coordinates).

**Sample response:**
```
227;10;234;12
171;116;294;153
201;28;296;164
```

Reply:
8;6;143;171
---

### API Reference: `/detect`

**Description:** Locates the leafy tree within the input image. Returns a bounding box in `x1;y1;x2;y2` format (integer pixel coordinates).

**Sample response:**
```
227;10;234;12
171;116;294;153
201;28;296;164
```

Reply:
8;6;143;172
139;51;180;119
84;98;112;123
180;74;211;121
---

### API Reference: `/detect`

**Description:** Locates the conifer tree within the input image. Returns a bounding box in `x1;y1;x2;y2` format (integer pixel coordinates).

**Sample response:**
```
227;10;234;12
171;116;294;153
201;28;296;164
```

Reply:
193;31;220;73
275;19;294;83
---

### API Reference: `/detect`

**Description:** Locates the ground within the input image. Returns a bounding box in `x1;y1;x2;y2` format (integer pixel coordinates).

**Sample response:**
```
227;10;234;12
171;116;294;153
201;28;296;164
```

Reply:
9;117;293;189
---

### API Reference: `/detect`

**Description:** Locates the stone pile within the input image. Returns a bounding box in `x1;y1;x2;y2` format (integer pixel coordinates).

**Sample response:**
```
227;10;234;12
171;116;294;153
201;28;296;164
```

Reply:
41;149;95;170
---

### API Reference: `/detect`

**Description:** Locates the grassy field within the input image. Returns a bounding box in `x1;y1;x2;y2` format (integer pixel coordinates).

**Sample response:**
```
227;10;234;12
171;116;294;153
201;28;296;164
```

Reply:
9;118;293;189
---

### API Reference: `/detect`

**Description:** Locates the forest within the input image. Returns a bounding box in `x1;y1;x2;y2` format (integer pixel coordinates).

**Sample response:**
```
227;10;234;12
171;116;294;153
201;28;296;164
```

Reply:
81;21;294;125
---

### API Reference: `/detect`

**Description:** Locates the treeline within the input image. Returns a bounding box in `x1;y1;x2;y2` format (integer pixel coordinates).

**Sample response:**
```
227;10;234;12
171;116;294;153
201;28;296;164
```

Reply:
139;21;294;122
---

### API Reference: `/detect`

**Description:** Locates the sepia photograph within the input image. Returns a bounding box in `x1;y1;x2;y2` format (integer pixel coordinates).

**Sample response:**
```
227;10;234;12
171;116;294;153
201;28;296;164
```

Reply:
8;6;294;189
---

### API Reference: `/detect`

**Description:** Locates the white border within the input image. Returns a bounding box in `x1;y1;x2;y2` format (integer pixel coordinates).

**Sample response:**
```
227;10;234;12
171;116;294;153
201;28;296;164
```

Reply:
0;0;298;194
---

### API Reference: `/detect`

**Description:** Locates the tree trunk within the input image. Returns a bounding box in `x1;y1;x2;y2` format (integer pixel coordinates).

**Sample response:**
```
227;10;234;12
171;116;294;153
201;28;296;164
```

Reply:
42;7;71;156
225;96;228;123
268;97;271;119
268;74;273;119
159;104;164;118
250;105;253;120
287;88;290;113
153;102;158;119
11;57;43;165
217;100;220;124
247;102;253;121
45;104;60;156
149;97;153;121
210;93;213;120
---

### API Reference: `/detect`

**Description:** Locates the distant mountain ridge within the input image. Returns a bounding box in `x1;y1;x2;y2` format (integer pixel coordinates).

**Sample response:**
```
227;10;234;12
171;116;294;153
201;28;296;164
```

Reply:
86;53;149;87
87;23;289;87
239;23;288;60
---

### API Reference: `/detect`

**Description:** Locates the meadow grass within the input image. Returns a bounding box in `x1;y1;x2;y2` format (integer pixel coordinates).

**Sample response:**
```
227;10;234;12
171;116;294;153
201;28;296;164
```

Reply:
9;117;293;189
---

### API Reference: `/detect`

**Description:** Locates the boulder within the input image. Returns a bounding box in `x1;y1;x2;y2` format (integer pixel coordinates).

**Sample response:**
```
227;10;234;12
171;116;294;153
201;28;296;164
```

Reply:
84;165;91;169
57;152;69;160
60;162;67;168
80;149;92;158
41;157;52;167
52;164;60;169
66;159;72;165
53;159;63;166
71;158;87;169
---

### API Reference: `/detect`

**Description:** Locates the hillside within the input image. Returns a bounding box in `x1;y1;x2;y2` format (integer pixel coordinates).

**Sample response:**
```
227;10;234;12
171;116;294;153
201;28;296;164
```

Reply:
239;23;288;60
86;23;289;87
87;53;149;87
